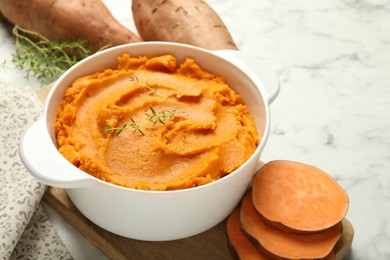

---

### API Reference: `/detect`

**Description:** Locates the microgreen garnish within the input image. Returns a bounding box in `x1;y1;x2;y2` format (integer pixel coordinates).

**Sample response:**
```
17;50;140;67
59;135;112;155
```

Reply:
130;76;157;95
145;107;177;125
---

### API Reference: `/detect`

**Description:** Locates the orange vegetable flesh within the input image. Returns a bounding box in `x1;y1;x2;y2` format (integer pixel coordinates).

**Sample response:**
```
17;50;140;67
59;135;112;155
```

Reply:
240;191;342;259
252;160;349;232
55;54;259;190
226;208;268;260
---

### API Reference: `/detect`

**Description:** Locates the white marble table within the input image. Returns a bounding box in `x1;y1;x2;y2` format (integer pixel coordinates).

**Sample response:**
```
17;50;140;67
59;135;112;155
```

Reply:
1;0;389;259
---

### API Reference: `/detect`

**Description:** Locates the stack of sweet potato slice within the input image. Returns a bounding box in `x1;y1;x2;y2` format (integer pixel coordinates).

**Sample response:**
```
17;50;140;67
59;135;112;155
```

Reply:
227;160;349;259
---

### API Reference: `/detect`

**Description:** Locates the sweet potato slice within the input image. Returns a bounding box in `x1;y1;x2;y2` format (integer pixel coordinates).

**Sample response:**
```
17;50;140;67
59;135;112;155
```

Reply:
252;160;349;233
240;191;342;259
226;208;268;260
132;0;237;50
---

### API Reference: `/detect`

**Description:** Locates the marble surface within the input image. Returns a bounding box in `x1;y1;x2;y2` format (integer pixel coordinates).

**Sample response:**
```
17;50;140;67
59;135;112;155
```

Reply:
1;0;390;259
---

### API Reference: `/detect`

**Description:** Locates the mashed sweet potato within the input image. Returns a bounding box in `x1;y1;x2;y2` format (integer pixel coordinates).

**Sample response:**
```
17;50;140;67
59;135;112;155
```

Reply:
55;54;259;190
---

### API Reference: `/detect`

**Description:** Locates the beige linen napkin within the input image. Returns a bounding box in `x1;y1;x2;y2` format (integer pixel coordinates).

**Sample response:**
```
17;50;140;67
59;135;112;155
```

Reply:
0;81;71;259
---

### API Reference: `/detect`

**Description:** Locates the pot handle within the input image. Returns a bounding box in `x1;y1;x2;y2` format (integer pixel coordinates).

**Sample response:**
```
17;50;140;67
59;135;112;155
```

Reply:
19;118;96;189
213;50;280;105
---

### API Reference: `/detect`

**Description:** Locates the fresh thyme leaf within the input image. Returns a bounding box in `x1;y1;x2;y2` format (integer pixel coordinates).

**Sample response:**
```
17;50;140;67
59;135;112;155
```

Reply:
103;124;114;135
130;76;139;82
130;76;157;95
142;83;157;95
3;25;109;85
103;119;144;136
130;117;144;135
145;107;177;125
103;123;129;136
116;124;128;135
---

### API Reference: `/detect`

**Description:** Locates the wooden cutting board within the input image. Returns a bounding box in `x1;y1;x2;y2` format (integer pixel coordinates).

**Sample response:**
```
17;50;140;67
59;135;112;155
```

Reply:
37;84;354;259
43;188;354;260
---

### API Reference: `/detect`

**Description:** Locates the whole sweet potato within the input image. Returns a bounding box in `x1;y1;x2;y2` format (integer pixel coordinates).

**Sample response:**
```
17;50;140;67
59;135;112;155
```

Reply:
132;0;237;50
0;0;142;51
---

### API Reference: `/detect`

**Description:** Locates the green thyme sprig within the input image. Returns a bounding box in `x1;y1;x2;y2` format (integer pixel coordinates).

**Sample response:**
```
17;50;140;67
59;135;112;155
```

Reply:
129;118;144;135
145;107;177;125
130;76;157;95
103;123;129;136
103;117;144;136
103;107;177;136
3;25;109;85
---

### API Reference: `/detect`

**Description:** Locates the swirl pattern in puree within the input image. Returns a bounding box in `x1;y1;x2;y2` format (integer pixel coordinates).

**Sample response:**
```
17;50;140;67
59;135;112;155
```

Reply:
55;54;259;190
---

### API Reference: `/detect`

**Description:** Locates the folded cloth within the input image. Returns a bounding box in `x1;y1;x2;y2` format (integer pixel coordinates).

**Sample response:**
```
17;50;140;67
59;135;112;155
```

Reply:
0;82;71;259
9;204;72;260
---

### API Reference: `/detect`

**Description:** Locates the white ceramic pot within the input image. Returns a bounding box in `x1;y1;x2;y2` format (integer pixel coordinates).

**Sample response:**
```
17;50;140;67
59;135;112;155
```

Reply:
19;42;279;241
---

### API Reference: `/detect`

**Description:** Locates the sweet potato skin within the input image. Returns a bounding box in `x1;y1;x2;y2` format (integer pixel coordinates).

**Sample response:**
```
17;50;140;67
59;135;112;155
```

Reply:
240;191;342;259
132;0;238;50
0;0;142;51
226;208;268;260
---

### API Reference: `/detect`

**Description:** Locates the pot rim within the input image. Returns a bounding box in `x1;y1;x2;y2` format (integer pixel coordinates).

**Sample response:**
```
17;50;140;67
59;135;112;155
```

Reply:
21;41;279;193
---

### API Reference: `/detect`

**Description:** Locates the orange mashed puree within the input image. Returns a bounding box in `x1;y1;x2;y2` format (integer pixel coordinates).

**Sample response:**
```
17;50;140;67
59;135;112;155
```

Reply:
55;54;259;191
